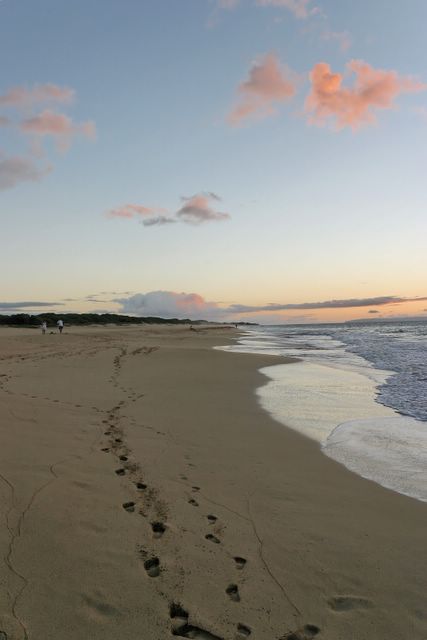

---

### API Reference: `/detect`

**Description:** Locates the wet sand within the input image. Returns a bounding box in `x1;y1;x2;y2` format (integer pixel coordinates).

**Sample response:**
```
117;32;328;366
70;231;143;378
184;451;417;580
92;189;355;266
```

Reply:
0;324;425;640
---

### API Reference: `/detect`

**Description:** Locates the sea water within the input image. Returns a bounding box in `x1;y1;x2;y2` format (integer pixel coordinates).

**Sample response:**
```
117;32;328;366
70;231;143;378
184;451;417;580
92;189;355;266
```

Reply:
218;321;427;502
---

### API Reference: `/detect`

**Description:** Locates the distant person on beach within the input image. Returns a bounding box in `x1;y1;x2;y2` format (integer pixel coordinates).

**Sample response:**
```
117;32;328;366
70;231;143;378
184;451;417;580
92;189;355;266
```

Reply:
57;319;64;334
41;321;47;335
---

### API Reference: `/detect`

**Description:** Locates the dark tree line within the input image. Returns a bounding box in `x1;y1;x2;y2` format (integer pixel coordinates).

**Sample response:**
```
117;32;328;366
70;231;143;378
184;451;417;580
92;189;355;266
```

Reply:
0;313;197;327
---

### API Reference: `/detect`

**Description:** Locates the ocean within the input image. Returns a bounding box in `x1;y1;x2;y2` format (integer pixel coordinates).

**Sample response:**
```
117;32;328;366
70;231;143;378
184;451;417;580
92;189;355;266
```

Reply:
219;320;427;503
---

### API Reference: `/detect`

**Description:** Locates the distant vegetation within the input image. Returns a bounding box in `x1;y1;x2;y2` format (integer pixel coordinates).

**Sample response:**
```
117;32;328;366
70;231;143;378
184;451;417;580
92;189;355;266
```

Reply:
0;313;257;327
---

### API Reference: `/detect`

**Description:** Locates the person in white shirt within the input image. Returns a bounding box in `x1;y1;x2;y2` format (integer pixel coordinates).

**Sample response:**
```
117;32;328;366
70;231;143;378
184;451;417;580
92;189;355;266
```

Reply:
41;321;47;335
57;319;64;334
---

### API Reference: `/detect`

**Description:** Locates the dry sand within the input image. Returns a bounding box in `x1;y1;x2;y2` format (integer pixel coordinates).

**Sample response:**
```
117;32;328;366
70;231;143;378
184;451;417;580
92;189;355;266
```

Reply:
0;324;425;640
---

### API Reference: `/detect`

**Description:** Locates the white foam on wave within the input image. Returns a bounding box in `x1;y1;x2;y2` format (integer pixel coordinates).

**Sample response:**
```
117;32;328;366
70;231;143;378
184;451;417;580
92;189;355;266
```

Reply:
257;361;395;443
255;360;427;502
218;335;427;502
323;417;427;502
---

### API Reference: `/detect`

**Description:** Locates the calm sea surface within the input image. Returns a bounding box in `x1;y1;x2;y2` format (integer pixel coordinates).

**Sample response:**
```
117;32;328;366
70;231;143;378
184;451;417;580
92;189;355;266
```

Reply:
219;320;427;502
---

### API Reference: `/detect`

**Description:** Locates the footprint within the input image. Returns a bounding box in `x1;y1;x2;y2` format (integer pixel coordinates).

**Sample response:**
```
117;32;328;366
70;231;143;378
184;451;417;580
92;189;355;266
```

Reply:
234;557;246;570
170;605;223;640
207;515;217;524
119;455;128;461
101;447;110;453
115;468;126;476
173;626;223;639
151;522;166;538
122;501;135;513
192;486;200;492
170;603;189;622
188;499;199;507
226;584;240;602
144;557;160;578
328;596;373;612
136;482;147;490
281;625;320;640
205;534;220;544
235;623;251;638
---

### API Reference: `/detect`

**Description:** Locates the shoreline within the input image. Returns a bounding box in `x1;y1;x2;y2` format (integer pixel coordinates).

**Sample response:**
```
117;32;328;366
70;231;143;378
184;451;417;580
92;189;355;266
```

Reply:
222;331;427;504
0;325;426;639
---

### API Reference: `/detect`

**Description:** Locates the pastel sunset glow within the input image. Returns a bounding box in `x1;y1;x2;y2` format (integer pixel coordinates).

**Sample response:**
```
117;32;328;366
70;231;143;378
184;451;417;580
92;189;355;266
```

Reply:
1;0;427;324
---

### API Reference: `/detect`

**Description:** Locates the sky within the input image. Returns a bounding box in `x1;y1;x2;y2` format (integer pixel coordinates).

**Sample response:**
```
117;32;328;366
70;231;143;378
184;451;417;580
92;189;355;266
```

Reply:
1;0;427;324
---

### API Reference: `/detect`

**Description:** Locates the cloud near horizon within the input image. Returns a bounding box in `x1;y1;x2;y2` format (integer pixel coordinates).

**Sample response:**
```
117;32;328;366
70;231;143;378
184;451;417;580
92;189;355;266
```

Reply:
228;53;297;124
0;301;63;310
116;291;223;320
306;60;426;129
227;295;427;313
116;292;427;320
107;192;230;226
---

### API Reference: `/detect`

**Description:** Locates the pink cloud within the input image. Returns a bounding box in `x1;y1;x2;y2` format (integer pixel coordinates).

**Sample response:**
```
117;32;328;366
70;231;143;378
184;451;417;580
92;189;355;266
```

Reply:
20;110;96;149
108;193;231;227
0;84;74;108
228;53;297;125
306;60;426;129
107;204;169;219
256;0;316;19
0;154;51;191
176;193;230;224
117;291;223;320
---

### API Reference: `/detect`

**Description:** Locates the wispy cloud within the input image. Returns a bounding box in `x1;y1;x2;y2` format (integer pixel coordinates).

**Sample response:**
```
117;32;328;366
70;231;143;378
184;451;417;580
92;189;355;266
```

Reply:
0;154;51;191
255;0;317;19
20;109;96;150
0;301;63;310
321;29;351;52
176;193;230;224
213;0;316;19
227;295;427;313
228;53;297;125
116;293;427;321
306;60;426;129
107;192;230;227
218;0;240;8
0;84;74;109
0;83;95;189
107;204;169;220
142;216;176;227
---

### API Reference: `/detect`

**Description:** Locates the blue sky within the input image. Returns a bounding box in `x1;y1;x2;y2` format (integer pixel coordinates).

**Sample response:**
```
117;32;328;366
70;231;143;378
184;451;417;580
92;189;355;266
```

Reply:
1;0;427;322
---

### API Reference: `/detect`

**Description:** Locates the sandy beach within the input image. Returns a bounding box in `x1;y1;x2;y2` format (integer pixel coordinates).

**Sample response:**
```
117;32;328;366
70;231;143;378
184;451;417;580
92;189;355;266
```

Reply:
0;324;425;640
